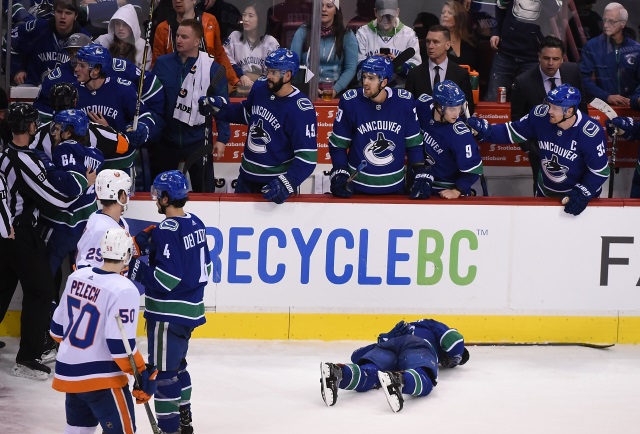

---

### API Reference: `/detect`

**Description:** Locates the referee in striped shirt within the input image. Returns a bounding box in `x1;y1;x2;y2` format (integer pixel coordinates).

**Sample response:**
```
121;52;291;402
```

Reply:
0;103;92;380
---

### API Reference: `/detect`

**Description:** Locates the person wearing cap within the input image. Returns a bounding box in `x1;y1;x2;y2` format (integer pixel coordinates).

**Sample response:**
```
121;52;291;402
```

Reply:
8;0;90;86
354;0;421;87
320;318;470;413
34;32;165;126
468;84;609;216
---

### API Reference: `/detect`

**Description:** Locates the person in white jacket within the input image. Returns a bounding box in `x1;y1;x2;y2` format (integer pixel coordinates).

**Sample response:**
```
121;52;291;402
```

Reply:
94;4;152;71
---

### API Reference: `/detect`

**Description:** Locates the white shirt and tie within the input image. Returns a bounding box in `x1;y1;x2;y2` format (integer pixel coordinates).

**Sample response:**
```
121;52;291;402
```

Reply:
541;66;561;93
429;58;449;89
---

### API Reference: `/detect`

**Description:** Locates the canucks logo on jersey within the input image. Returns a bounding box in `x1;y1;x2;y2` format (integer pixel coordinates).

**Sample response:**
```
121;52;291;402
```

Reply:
542;154;569;183
364;132;396;166
247;119;271;153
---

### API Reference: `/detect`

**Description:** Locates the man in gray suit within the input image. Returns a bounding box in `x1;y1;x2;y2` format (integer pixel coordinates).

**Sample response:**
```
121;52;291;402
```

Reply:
511;35;588;194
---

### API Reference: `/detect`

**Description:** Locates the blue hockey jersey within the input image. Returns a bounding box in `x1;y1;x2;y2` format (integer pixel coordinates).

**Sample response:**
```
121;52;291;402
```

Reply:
415;94;483;195
487;105;610;196
328;87;423;194
141;213;213;327
218;78;317;189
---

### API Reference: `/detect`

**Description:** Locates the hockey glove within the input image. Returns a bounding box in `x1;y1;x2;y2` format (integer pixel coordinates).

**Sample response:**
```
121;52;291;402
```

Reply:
132;225;156;258
563;183;593;216
466;117;492;142
261;174;295;204
125;123;149;148
198;96;228;116
133;364;158;404
127;258;148;283
409;168;434;199
378;320;415;343
329;167;353;198
606;117;639;140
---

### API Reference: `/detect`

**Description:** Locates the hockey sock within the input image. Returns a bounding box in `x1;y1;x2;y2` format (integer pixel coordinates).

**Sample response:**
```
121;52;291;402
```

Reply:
341;363;381;392
402;368;434;397
155;371;181;433
177;367;192;407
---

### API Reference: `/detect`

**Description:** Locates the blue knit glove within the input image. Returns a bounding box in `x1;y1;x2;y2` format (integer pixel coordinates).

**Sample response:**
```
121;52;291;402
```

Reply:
563;183;593;216
261;175;295;204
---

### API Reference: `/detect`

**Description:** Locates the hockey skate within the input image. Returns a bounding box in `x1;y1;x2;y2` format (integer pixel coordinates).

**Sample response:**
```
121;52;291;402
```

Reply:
180;407;193;434
40;332;59;364
11;359;51;381
378;371;404;413
320;362;343;407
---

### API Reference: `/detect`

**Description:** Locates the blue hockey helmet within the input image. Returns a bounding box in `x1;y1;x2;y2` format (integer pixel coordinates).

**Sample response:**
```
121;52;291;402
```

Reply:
76;44;112;73
264;48;299;77
360;56;394;81
546;84;581;109
433;80;466;107
152;170;189;201
53;109;89;136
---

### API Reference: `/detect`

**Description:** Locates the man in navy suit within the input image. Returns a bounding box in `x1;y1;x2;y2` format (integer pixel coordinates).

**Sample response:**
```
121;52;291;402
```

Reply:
511;35;588;194
405;25;474;114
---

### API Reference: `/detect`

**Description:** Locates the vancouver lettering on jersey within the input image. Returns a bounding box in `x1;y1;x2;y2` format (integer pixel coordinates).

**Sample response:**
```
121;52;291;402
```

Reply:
38;51;69;64
251;106;280;129
423;131;443;154
79;106;119;120
357;120;402;135
70;279;101;303
538;141;578;161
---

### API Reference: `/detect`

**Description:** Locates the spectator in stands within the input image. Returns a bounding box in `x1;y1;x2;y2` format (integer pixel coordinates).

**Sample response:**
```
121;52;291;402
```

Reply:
152;0;239;88
355;0;421;88
511;35;587;194
406;25;474;114
224;2;279;96
266;0;313;49
413;12;439;64
454;0;471;11
579;2;640;107
291;0;358;99
347;0;375;33
569;0;603;61
440;0;478;72
153;19;230;192
9;0;90;86
196;0;242;40
94;4;152;70
484;0;560;102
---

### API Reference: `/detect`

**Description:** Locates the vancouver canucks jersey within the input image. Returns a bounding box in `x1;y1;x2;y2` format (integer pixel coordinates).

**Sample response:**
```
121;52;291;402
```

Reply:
408;319;466;367
329;87;423;194
40;140;104;234
51;267;145;393
76;211;130;269
219;78;318;188
142;213;212;327
416;95;483;195
487;105;609;196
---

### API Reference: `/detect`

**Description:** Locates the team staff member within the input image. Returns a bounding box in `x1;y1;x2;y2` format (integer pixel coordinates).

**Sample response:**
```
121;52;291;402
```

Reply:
0;103;91;380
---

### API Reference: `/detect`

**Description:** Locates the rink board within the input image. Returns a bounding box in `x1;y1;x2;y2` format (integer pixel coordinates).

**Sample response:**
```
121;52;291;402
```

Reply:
4;195;640;344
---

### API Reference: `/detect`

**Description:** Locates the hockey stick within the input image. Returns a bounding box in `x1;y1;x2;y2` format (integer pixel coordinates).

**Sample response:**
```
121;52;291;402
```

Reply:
132;0;156;131
589;98;619;198
468;342;614;349
115;315;163;434
346;160;367;185
463;105;489;196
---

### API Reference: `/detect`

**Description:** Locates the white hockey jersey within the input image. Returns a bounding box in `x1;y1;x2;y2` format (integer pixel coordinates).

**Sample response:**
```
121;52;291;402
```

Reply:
76;211;130;269
223;31;280;77
50;267;145;393
355;19;421;66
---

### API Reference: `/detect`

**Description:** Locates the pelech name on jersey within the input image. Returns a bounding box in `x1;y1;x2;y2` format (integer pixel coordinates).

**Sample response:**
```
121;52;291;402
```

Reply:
356;121;401;135
38;51;69;64
79;106;119;120
251;105;281;129
538;140;578;161
183;228;207;250
70;279;101;303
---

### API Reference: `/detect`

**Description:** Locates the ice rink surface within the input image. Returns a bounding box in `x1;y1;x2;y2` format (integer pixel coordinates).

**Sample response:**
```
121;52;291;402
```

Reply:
0;338;639;434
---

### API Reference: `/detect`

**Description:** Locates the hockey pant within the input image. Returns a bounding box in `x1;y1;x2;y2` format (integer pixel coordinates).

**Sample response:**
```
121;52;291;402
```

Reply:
147;320;194;433
64;386;136;434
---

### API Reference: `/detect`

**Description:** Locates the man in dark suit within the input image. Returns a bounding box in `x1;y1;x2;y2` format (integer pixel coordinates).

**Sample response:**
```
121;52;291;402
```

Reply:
511;35;588;194
405;25;474;114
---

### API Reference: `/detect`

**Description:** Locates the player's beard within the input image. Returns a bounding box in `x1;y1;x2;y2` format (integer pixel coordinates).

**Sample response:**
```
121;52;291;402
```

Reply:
267;76;286;94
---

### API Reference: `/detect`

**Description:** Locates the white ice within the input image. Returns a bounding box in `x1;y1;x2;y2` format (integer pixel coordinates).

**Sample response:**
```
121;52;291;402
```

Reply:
0;338;639;434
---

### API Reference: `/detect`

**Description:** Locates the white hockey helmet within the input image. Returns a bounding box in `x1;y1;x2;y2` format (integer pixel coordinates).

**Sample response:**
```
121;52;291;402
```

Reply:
96;169;132;211
100;228;133;262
